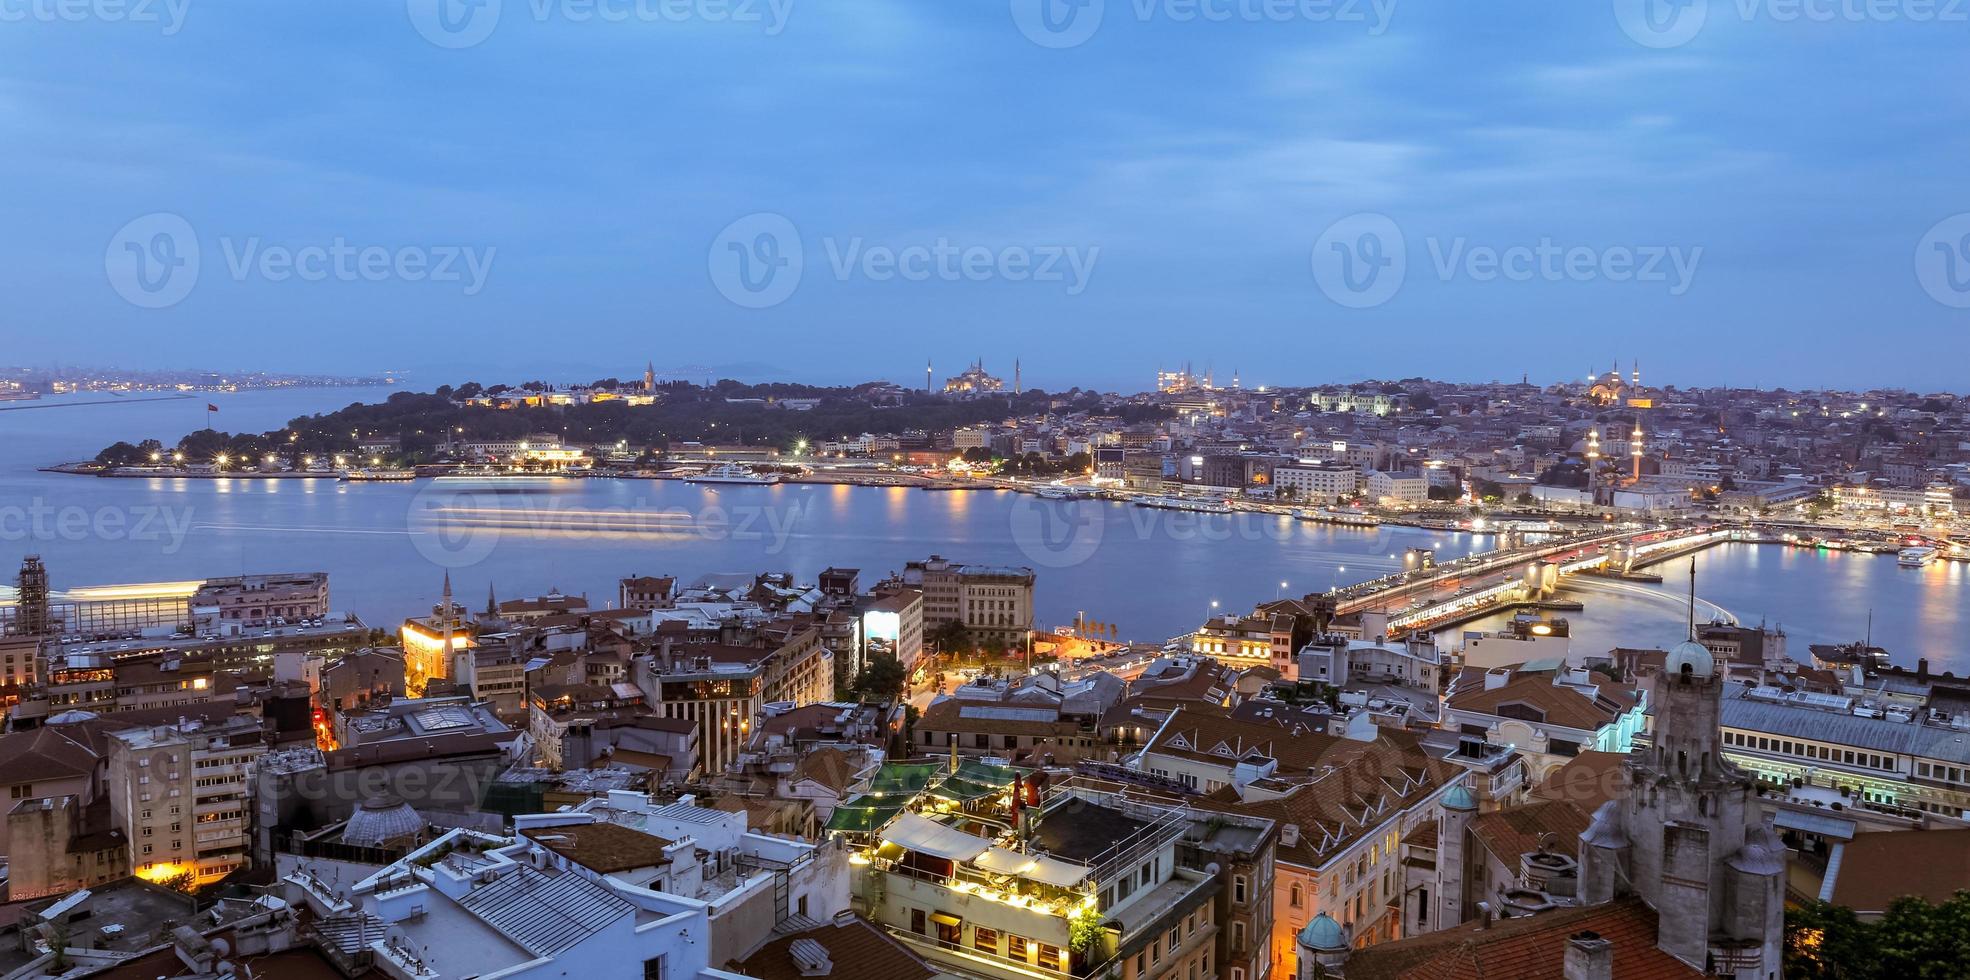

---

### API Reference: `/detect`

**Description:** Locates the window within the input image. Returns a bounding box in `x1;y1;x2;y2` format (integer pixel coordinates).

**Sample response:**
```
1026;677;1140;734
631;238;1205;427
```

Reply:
1168;926;1180;953
1039;944;1065;972
975;927;999;954
1233;874;1247;903
1290;883;1304;908
1232;969;1246;980
642;955;666;980
1232;921;1246;950
1009;935;1029;960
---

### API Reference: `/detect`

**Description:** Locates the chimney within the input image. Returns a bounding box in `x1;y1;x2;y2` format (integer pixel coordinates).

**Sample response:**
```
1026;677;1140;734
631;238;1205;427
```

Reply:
1918;658;1929;682
1475;902;1493;930
1563;931;1613;980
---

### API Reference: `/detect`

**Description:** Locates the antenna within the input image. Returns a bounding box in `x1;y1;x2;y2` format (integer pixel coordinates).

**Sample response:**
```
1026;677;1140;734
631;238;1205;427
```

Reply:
1686;558;1697;641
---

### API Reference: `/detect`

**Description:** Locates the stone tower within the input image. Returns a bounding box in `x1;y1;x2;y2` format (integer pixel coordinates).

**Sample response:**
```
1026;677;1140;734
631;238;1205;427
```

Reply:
1294;914;1349;980
1579;562;1785;977
1435;783;1478;928
13;555;50;637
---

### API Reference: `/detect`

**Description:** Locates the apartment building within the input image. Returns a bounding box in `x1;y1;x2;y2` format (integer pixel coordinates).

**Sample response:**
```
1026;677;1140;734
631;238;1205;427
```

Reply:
1271;463;1358;503
902;556;1036;648
634;622;833;774
107;714;265;887
189;572;329;627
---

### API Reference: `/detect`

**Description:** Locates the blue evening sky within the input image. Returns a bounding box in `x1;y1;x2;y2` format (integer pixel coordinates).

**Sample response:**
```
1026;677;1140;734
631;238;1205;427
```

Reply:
3;0;1966;392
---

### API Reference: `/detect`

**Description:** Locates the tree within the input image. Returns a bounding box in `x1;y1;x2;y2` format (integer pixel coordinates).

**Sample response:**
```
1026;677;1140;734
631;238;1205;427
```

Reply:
852;654;907;703
929;620;971;655
1785;892;1970;979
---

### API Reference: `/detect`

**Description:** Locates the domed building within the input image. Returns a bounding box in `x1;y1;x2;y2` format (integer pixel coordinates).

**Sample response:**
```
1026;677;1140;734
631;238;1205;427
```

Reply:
340;796;424;850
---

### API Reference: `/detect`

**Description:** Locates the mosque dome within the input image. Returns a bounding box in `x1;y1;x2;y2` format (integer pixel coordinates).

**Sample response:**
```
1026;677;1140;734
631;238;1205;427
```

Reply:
1298;914;1347;952
1665;640;1715;679
343;796;421;848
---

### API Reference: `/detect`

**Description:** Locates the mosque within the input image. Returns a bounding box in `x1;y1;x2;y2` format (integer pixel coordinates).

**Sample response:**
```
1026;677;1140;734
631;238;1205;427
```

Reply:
1585;361;1655;410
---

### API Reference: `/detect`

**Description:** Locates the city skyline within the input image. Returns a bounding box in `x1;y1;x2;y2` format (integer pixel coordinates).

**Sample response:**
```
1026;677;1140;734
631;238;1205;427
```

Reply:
7;4;1968;390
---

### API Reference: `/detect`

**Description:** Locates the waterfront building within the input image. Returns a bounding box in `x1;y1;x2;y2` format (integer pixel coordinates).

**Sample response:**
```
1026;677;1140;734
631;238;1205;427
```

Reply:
1271;461;1358;503
188;572;330;627
902;556;1036;650
621;574;678;610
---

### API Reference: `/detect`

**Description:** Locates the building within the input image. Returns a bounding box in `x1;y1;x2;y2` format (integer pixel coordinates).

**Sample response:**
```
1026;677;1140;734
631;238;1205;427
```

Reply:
634;623;834;774
622;575;678;610
903;556;1036;649
852;790;1220;980
402;573;474;694
1440;662;1647;783
280;789;850;980
188;572;330;626
106;713;267;887
1272;462;1358;503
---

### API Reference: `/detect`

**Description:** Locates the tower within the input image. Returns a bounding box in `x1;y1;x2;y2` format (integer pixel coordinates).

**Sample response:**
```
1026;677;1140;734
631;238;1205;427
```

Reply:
1631;421;1645;481
1295;915;1350;980
1579;561;1785;976
644;361;655;393
13;555;50;637
1436;783;1478;928
1014;358;1021;396
926;358;933;394
1631;359;1641;388
439;571;454;662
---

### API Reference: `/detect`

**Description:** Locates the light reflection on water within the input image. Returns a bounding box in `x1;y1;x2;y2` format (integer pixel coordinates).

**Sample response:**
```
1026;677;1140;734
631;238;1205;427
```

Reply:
2;388;1965;672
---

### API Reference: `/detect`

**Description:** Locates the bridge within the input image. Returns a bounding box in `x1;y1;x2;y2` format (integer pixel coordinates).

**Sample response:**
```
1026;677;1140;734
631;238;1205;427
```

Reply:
1331;525;1737;634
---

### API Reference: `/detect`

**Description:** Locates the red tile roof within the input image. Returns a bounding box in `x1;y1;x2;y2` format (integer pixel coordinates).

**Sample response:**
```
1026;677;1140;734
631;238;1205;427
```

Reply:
1342;898;1705;980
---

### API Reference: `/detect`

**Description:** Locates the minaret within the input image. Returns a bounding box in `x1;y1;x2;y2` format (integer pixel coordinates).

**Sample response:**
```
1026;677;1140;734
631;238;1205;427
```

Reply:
1631;359;1641;388
1585;427;1602;497
926;358;933;393
1631;421;1645;481
439;571;454;659
1014;358;1021;395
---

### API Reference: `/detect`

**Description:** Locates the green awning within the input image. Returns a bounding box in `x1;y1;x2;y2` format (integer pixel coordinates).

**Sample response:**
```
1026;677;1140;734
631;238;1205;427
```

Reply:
928;777;1002;803
954;760;1018;787
867;761;947;795
825;796;906;833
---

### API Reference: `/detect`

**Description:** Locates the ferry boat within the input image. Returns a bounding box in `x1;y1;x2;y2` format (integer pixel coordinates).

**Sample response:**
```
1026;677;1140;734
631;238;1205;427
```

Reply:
343;468;417;483
1294;507;1382;528
1898;546;1938;567
1135;495;1232;515
685;463;781;485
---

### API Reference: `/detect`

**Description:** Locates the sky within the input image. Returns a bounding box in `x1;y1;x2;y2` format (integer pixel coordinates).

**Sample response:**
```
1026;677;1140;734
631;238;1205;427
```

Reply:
3;0;1968;393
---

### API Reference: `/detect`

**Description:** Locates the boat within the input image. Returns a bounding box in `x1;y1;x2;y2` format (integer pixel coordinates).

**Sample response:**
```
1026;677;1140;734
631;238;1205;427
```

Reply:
685;462;781;485
1294;507;1382;528
342;469;417;482
1898;546;1938;567
1135;495;1232;515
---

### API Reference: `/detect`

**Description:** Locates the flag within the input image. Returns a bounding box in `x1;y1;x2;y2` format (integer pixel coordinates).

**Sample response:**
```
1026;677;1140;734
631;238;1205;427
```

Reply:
206;404;219;413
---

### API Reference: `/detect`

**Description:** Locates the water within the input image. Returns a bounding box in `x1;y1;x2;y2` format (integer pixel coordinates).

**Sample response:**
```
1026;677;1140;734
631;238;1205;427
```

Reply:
2;388;1965;671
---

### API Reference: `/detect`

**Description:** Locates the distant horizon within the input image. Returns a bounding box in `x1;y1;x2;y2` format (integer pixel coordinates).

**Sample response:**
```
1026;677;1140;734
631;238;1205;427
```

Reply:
8;359;1965;398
